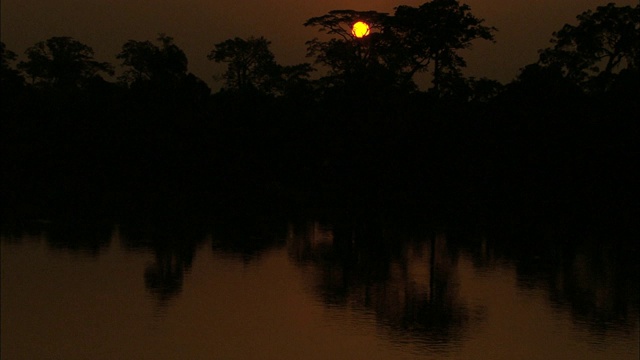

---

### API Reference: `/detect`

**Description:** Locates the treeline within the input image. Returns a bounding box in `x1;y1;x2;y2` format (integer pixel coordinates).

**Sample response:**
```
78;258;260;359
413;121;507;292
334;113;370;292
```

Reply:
1;1;638;224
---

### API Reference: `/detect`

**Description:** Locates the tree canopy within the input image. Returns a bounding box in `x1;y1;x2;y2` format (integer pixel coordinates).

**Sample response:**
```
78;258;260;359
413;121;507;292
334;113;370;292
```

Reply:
208;36;279;92
1;2;637;227
208;36;314;96
304;10;395;88
389;0;496;92
304;0;496;93
117;34;189;86
1;42;24;90
538;2;640;91
17;36;113;89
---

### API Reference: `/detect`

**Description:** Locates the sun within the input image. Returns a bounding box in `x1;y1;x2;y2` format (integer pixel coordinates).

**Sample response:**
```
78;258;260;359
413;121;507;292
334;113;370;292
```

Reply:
352;21;371;38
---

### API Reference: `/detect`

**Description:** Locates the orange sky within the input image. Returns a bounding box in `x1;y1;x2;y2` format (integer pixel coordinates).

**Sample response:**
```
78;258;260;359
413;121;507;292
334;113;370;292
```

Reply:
1;1;636;89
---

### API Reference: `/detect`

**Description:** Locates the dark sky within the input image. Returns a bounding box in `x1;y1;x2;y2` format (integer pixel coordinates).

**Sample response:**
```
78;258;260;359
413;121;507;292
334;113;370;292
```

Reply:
2;1;636;88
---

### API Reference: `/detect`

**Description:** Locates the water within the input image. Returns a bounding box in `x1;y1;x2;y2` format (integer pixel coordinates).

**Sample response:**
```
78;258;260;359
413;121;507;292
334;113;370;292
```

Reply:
2;216;638;359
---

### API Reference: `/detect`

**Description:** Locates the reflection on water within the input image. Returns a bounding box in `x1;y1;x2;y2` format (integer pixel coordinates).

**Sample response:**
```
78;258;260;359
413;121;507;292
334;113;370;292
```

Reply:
1;215;638;359
118;223;202;305
287;222;484;352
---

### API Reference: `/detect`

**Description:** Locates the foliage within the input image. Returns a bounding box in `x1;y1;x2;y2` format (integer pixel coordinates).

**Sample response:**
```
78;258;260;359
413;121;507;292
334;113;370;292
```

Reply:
1;42;18;73
117;34;210;105
117;34;189;85
305;10;399;92
17;37;113;89
1;3;637;230
389;0;496;91
208;36;276;92
304;11;390;68
1;42;24;90
538;2;640;91
272;63;316;97
208;36;314;96
304;1;496;93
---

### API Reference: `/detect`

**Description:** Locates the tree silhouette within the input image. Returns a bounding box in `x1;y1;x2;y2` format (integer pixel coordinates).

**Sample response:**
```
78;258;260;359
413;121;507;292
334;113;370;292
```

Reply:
274;63;316;97
117;33;189;86
208;36;278;92
304;10;390;68
389;0;496;93
304;2;495;94
1;42;24;90
17;37;113;89
117;33;210;106
304;10;400;90
538;2;640;92
208;36;314;96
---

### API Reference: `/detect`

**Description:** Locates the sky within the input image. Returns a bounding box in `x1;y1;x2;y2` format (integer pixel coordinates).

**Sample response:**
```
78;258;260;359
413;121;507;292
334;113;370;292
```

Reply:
1;1;637;89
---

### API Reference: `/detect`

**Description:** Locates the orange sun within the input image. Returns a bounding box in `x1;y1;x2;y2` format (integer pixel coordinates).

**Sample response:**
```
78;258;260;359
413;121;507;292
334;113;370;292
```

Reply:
352;21;371;38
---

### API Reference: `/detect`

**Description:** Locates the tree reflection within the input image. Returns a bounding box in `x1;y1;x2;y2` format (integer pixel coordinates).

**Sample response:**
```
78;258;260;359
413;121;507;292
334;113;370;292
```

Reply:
118;219;205;304
0;218;113;256
463;225;639;337
287;218;483;349
143;244;193;303
541;238;638;336
210;214;288;263
45;220;113;256
3;207;635;338
287;215;638;346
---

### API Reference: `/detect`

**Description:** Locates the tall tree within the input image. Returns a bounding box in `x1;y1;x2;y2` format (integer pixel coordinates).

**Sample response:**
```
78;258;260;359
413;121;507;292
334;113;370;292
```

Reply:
117;34;209;104
272;63;316;97
1;42;24;90
538;3;640;90
388;0;496;92
304;10;395;88
117;34;189;86
303;1;495;93
18;37;113;89
208;36;281;93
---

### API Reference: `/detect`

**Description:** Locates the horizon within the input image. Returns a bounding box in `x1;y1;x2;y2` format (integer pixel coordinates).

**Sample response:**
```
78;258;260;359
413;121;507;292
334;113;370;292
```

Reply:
2;0;637;90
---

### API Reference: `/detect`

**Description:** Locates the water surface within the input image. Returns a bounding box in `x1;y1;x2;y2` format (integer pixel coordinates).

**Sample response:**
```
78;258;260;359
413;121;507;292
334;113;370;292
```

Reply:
2;216;638;359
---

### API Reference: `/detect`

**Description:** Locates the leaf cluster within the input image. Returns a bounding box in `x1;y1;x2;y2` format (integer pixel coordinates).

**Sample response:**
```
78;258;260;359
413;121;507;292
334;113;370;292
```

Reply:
304;0;496;91
538;2;640;89
17;36;114;89
117;34;189;85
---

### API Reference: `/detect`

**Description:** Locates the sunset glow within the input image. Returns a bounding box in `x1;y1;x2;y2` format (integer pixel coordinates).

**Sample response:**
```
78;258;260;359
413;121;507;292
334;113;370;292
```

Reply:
352;21;370;38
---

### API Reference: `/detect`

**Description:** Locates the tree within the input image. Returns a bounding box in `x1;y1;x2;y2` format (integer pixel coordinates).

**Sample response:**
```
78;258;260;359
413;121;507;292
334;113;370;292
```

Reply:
117;34;210;104
388;0;496;92
208;36;280;93
436;74;503;103
18;37;113;89
117;34;189;86
272;63;316;97
538;3;640;90
208;36;314;96
303;1;496;93
1;42;25;90
304;10;391;70
304;10;397;88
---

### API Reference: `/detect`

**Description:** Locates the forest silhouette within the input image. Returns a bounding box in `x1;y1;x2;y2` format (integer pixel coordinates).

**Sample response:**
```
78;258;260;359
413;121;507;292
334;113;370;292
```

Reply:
1;1;638;229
